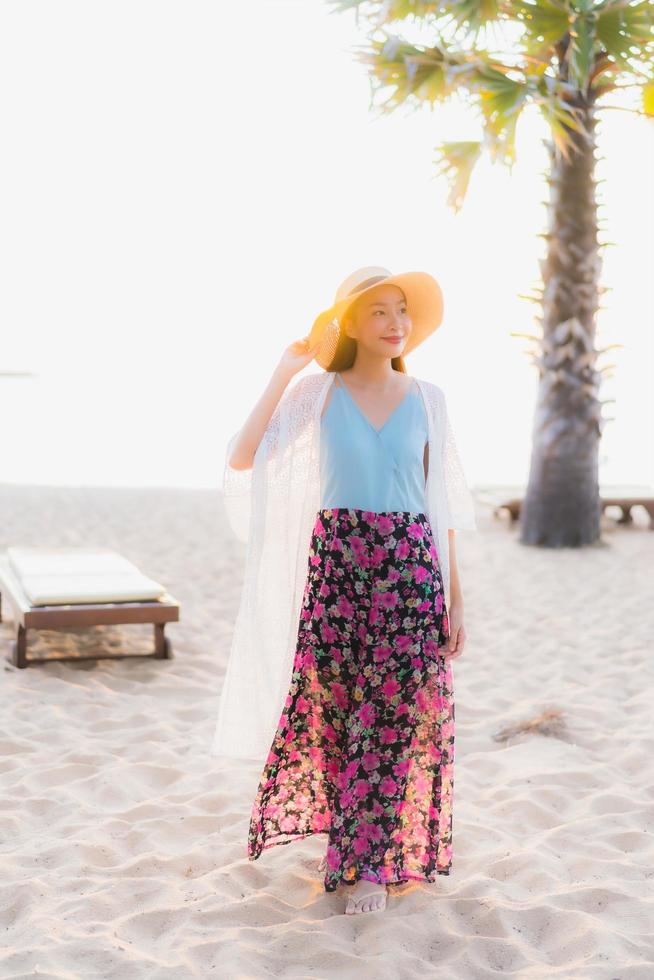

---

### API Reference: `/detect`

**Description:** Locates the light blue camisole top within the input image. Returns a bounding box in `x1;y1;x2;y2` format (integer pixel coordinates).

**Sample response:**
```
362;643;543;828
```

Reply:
320;372;429;513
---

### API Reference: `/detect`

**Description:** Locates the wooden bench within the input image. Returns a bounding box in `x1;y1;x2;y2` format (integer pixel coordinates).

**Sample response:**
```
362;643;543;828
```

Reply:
0;547;180;668
475;484;654;528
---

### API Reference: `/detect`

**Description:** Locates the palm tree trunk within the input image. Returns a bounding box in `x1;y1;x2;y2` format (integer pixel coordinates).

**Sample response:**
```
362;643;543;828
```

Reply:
520;94;604;547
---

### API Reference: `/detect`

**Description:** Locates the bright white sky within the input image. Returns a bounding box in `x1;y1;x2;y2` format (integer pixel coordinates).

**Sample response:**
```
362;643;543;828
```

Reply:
1;0;652;491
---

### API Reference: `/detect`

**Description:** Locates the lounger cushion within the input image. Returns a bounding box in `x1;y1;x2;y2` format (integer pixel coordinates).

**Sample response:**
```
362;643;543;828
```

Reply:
6;547;167;606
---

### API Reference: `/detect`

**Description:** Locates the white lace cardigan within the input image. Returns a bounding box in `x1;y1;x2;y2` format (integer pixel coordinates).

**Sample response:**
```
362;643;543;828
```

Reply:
211;370;477;764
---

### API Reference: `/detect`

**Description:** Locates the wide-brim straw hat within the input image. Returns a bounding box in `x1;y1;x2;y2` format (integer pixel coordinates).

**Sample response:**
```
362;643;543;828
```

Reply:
308;265;444;369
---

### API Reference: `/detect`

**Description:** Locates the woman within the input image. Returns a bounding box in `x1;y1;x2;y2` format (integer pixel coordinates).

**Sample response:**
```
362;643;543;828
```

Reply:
213;266;476;916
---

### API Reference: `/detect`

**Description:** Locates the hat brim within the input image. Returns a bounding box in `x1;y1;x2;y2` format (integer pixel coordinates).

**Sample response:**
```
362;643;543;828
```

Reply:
309;271;444;368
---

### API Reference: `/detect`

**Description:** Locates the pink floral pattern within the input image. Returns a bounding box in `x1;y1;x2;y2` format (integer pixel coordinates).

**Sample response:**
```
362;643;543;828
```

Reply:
247;508;455;892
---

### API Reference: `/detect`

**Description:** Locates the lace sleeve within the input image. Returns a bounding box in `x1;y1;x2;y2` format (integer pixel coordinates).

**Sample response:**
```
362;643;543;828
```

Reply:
439;388;477;531
221;432;256;543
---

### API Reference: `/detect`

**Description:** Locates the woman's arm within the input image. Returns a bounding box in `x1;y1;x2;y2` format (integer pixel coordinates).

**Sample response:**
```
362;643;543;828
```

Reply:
447;530;463;606
228;338;323;471
228;364;296;471
444;529;467;659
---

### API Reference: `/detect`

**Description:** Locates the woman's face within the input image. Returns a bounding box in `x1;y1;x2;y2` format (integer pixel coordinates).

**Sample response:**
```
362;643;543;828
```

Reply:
343;284;412;358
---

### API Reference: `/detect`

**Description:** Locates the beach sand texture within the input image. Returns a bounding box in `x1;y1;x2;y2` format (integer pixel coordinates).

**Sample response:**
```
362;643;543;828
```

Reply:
0;483;652;980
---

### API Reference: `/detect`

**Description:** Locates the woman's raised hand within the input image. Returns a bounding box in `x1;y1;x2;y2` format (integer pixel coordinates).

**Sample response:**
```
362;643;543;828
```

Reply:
277;335;326;378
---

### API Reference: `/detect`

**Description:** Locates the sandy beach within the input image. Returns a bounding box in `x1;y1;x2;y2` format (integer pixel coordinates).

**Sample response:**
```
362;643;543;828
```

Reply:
0;481;652;979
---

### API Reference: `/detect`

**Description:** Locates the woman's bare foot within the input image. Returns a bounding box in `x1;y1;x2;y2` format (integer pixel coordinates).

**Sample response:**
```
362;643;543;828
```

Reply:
344;878;388;915
317;856;387;913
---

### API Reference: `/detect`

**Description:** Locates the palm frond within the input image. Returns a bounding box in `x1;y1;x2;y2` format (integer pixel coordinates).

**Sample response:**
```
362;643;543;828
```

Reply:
595;0;654;74
327;0;503;32
508;0;571;47
352;34;474;110
432;140;484;211
534;74;590;158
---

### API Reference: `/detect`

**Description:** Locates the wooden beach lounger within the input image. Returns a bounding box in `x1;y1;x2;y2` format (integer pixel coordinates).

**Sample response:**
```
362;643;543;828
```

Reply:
0;546;180;668
476;484;654;528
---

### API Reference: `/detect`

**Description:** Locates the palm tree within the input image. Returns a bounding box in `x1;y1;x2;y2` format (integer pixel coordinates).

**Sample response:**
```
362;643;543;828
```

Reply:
328;0;654;547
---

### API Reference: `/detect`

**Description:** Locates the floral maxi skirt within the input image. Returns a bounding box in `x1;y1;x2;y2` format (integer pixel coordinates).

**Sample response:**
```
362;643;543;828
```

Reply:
247;507;455;893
